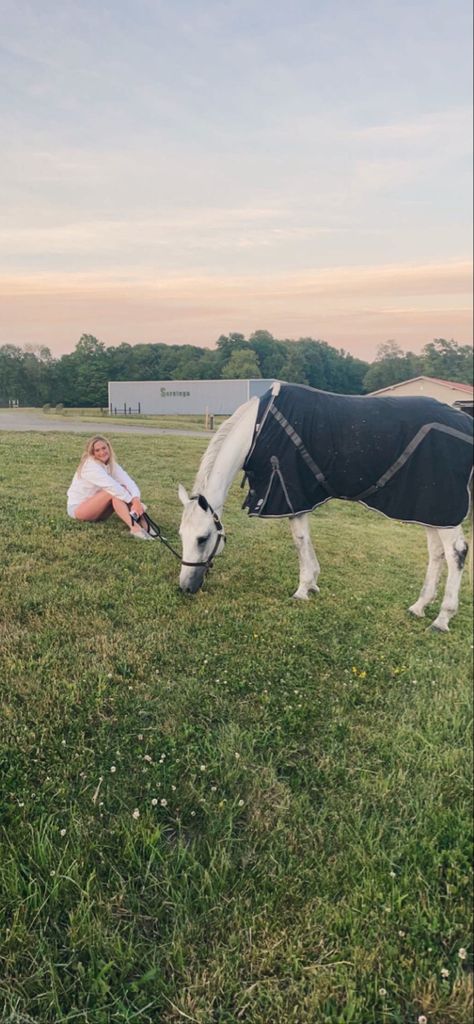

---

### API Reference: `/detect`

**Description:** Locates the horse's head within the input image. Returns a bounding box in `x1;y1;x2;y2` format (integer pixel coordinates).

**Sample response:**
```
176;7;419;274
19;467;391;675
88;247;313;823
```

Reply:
178;484;226;593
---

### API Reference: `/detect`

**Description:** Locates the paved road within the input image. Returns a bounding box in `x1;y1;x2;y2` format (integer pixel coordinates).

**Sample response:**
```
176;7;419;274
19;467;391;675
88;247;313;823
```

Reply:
0;409;212;438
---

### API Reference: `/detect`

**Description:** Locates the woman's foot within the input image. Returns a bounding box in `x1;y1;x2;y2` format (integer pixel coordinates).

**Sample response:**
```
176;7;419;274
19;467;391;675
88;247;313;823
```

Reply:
130;524;154;540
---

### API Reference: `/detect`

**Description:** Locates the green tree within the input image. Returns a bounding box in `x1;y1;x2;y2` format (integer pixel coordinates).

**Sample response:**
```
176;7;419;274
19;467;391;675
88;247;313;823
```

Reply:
420;339;473;384
280;345;309;384
362;341;421;392
221;349;262;379
68;334;109;406
248;330;287;378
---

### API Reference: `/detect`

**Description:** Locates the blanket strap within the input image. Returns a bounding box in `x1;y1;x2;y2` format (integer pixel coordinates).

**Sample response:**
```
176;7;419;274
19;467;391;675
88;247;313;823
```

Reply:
354;421;474;501
270;405;336;497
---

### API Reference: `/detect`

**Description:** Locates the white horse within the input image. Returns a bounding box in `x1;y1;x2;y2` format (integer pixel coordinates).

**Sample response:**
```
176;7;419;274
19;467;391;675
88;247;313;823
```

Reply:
178;391;471;632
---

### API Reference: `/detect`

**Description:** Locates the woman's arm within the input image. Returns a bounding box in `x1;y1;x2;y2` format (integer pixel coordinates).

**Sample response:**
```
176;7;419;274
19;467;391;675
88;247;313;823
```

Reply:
113;464;141;499
82;459;131;501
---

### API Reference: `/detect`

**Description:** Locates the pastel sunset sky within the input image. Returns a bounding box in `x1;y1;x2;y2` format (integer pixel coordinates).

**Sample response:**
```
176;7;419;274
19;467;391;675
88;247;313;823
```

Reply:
2;0;472;360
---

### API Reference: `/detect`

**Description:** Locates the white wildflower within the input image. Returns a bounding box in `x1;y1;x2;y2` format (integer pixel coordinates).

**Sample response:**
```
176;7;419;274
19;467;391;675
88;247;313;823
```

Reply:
200;765;206;772
151;798;158;806
378;987;387;997
60;828;66;837
418;1016;428;1024
441;968;450;979
458;948;468;960
110;765;116;773
143;754;152;763
132;808;140;820
238;799;244;807
160;798;167;807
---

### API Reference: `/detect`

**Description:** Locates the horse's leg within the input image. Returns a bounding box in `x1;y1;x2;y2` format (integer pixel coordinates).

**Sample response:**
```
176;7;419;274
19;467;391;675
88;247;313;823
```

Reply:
289;514;320;599
429;526;468;632
408;527;445;618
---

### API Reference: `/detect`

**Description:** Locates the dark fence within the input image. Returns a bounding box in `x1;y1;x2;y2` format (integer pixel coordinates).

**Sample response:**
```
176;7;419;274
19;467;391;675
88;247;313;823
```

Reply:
109;403;142;416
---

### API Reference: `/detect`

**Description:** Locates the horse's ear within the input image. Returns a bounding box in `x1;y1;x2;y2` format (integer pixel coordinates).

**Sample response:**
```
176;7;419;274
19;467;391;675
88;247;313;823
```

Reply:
178;484;190;506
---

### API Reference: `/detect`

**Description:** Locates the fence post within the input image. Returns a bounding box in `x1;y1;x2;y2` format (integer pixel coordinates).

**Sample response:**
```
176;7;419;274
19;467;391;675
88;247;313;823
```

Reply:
138;402;141;415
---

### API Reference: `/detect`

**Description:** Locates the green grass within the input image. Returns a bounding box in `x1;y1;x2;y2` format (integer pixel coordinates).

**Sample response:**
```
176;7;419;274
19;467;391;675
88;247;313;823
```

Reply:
0;432;472;1024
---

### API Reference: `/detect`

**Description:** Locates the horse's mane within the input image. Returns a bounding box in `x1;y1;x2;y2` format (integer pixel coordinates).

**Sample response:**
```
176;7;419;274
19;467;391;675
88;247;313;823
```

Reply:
193;397;257;493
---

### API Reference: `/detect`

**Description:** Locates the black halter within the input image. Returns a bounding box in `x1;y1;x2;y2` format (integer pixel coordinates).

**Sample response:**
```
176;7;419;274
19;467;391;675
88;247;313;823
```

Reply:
141;494;226;570
181;494;226;569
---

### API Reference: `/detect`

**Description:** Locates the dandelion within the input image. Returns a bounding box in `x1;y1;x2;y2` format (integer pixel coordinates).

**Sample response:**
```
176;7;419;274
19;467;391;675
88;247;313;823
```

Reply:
418;1016;428;1024
60;828;67;837
200;764;207;772
107;672;113;679
132;808;140;820
171;785;176;791
190;811;196;817
234;752;240;760
389;870;396;878
238;799;244;807
61;739;66;746
160;799;167;807
151;798;158;806
137;734;143;741
211;786;217;792
110;765;116;773
458;948;468;960
441;968;450;979
50;870;56;877
143;754;152;763
398;930;406;938
379;988;387;997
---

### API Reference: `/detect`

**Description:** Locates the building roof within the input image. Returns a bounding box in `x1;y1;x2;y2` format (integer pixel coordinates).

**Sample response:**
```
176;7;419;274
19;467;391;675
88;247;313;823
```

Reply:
370;375;474;396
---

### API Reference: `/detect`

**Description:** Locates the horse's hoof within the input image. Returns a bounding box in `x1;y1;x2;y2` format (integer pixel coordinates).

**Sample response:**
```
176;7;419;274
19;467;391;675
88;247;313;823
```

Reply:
292;590;310;600
428;622;449;633
408;604;424;618
308;584;320;594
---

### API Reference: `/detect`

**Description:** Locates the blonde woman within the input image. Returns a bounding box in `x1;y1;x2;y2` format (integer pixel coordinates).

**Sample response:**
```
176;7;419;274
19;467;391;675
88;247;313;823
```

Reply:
67;435;153;539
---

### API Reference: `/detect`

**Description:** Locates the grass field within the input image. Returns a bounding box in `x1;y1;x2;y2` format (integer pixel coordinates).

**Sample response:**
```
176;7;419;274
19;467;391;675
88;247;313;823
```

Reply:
0;431;472;1024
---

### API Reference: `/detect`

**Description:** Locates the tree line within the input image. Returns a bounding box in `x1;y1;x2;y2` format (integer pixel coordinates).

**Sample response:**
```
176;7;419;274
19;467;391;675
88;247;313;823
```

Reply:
0;331;471;408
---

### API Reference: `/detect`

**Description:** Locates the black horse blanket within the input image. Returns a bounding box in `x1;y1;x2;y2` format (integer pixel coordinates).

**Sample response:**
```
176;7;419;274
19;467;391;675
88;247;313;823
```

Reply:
242;383;473;527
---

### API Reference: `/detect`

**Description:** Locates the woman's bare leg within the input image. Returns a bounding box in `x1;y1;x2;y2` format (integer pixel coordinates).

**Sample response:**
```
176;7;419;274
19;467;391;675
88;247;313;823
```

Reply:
74;490;147;535
74;490;114;521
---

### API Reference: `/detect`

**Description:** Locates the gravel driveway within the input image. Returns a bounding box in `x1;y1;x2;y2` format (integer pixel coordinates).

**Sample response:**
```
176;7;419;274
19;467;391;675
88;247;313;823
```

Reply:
0;408;211;438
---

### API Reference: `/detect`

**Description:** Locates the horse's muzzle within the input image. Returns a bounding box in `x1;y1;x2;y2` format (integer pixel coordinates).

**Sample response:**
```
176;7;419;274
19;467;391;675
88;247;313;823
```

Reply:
179;566;206;594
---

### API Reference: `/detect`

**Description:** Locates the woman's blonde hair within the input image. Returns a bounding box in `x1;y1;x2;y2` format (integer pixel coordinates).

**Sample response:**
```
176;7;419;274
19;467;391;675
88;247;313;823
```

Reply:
77;435;116;475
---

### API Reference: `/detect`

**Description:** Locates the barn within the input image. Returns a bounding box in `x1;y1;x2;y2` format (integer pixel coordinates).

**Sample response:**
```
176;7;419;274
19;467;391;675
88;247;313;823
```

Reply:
368;375;474;414
108;378;277;417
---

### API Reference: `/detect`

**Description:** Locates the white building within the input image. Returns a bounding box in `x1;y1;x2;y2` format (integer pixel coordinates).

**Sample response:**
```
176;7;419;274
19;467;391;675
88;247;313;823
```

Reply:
108;378;277;416
369;376;473;414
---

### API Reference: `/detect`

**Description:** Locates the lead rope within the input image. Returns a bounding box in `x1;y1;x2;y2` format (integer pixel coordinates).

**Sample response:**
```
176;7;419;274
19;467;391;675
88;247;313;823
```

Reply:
136;508;226;569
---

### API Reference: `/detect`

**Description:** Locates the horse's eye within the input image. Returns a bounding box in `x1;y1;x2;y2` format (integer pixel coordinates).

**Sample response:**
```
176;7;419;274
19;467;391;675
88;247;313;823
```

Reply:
197;534;210;545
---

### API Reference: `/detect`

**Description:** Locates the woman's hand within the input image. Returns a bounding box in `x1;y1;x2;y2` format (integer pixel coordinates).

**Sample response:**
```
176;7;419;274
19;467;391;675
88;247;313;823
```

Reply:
130;497;145;517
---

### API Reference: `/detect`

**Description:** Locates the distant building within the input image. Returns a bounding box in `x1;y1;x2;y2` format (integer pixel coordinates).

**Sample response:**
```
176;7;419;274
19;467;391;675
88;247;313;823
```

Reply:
369;376;474;415
108;378;277;416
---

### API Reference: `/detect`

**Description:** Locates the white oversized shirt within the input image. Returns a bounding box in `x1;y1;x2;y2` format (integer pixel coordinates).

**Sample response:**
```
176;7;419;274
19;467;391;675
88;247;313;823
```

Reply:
67;457;140;510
